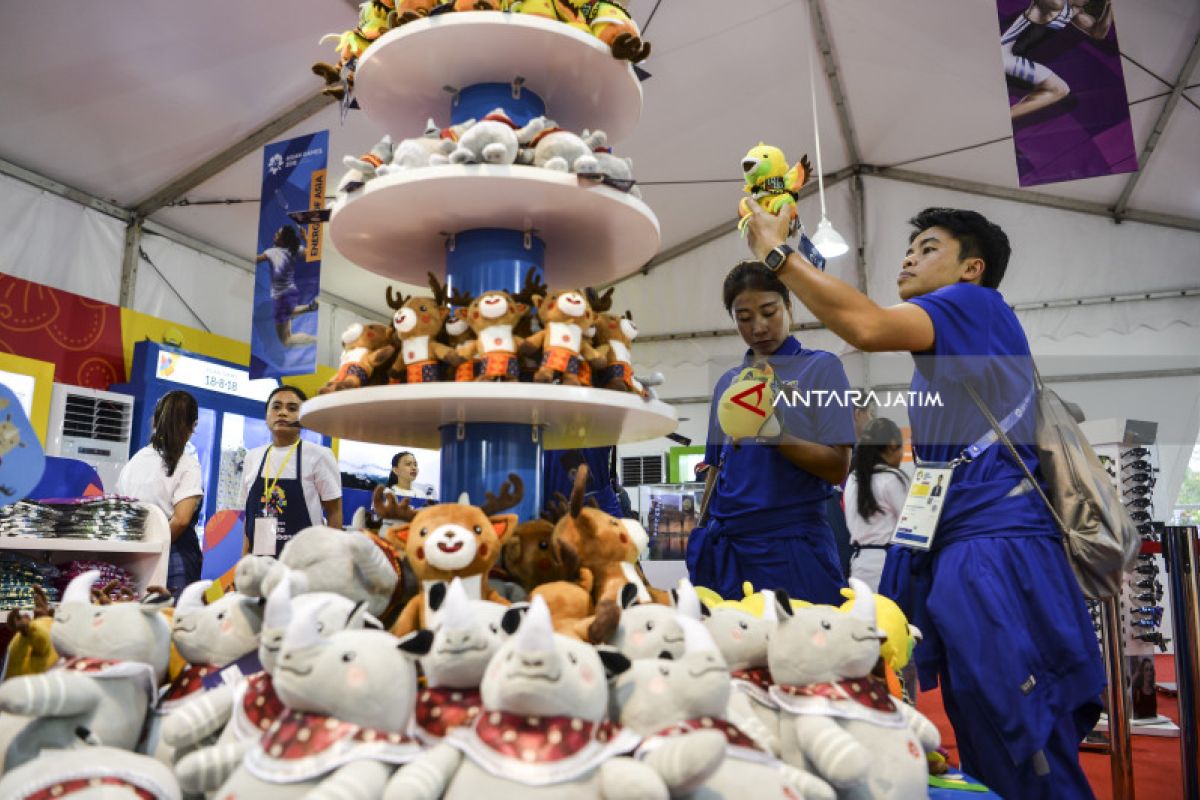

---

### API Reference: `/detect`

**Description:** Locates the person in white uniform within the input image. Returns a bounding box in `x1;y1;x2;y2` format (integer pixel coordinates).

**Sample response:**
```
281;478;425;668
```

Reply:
240;386;342;556
843;417;909;591
387;451;436;502
116;390;204;596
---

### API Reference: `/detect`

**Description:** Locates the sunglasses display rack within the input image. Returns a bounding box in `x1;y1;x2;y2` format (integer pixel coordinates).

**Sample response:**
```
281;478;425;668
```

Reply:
1083;419;1180;738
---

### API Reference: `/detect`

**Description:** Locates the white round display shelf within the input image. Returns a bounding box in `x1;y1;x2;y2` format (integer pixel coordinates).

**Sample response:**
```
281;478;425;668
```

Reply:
329;164;661;286
300;383;678;450
354;13;643;143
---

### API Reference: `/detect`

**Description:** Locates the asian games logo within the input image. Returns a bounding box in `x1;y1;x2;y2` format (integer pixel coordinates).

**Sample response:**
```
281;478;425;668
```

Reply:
267;153;284;175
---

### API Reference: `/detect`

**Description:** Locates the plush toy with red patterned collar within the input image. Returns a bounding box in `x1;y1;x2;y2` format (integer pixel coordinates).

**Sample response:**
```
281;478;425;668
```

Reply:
0;571;172;772
157;581;263;718
168;575;377;795
613;615;835;800
320;321;397;393
387;284;464;384
767;579;940;798
384;596;721;800
380;475;523;636
520;289;606;386
214;597;428;799
403;578;510;745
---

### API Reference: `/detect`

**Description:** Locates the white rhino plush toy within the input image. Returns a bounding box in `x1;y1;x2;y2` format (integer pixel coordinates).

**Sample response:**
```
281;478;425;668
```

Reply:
608;582;685;661
158;581;264;715
336;135;395;204
214;597;426;799
517;128;603;173
404;578;509;745
697;587;781;755
166;573;368;795
0;744;181;800
377;118;457;175
384;595;723;800
448;109;548;165
612;616;834;800
0;570;172;771
767;579;941;799
237;525;401;622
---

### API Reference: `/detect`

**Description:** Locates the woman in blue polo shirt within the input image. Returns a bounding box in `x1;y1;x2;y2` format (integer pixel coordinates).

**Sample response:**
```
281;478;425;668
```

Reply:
686;261;854;606
740;203;1104;800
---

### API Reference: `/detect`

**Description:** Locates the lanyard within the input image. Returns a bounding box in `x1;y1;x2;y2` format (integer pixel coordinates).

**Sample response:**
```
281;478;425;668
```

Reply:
923;386;1035;469
262;441;299;502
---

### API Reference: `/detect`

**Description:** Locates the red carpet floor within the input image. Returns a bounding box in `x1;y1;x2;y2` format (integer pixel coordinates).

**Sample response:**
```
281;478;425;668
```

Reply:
915;655;1186;799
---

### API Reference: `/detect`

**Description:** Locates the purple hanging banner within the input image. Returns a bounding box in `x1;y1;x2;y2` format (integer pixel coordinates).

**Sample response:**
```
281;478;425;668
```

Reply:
997;0;1137;187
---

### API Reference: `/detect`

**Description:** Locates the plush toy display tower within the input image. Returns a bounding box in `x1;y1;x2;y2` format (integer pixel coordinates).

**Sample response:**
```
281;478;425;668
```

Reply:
301;13;676;521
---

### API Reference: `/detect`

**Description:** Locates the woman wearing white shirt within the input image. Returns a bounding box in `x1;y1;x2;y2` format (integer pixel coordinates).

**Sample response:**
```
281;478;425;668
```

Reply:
240;386;342;556
116;390;204;595
844;417;909;591
388;451;435;503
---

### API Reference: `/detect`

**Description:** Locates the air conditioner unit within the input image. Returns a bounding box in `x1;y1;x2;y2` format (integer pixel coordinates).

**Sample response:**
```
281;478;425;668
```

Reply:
45;383;134;493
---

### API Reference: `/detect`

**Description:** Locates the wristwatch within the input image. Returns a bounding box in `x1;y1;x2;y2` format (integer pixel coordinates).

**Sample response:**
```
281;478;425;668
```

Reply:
764;243;795;273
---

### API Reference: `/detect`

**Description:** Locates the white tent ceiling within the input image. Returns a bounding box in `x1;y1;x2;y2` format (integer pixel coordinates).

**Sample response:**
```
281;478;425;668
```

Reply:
1;0;1197;320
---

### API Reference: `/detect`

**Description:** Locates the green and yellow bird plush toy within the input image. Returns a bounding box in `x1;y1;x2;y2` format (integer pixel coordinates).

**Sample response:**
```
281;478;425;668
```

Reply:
737;142;812;236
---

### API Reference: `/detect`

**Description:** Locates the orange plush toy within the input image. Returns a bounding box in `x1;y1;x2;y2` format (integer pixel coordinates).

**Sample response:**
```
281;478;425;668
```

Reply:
499;518;621;644
520;288;606;386
319;322;397;393
386;284;463;384
549;465;669;607
382;474;523;636
587;287;647;397
456;290;529;382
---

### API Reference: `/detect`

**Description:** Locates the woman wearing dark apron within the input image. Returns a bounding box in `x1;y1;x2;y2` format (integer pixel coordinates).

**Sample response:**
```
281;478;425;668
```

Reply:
241;386;343;556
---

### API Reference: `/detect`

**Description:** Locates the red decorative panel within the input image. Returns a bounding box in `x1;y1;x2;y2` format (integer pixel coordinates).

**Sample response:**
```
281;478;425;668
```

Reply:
0;275;126;388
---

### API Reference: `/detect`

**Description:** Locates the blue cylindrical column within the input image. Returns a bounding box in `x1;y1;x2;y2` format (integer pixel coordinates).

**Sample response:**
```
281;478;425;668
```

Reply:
441;423;544;523
446;228;545;301
450;83;546;127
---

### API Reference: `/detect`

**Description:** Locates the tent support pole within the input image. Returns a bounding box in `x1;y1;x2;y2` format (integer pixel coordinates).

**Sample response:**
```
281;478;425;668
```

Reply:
118;217;144;309
1112;30;1200;221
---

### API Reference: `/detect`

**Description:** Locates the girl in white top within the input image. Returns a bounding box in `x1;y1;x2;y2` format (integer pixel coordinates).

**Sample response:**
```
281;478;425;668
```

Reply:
844;417;909;592
115;390;204;594
388;451;436;501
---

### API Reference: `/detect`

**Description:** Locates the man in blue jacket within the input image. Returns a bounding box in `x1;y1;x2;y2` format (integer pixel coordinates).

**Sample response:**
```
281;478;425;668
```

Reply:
741;202;1104;799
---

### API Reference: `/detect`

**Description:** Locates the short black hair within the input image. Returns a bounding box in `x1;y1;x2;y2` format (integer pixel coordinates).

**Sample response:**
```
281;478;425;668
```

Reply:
908;208;1011;289
722;261;792;314
391;451;414;468
266;385;308;408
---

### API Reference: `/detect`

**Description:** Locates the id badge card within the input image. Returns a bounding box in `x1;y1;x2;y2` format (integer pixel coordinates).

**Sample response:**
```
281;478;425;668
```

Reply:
252;516;279;556
890;462;954;551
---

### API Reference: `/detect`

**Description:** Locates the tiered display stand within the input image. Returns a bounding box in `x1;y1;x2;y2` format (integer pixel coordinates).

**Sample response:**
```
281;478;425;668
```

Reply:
301;13;677;522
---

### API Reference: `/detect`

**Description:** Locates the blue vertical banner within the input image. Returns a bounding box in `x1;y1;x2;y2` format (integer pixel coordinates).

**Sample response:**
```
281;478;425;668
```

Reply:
250;131;329;378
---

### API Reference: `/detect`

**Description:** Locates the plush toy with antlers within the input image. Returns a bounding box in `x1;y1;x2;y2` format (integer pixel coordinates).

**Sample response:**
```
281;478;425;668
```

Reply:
499;517;621;644
320;321;397;394
435;279;479;381
387;282;463;384
379;474;524;637
456;290;530;382
548;465;669;608
519;288;606;386
586;288;648;397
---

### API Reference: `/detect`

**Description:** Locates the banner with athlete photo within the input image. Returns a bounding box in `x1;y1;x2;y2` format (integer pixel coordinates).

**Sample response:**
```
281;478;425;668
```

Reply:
996;0;1136;186
250;131;328;378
